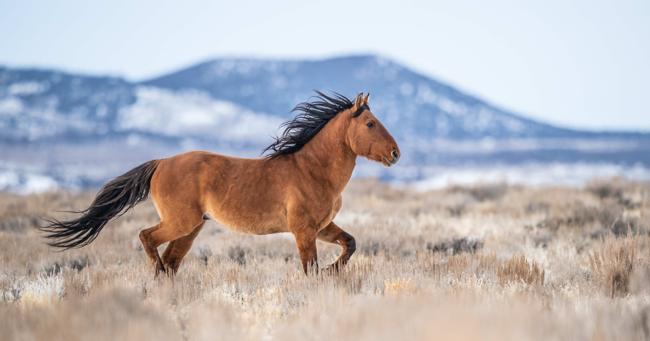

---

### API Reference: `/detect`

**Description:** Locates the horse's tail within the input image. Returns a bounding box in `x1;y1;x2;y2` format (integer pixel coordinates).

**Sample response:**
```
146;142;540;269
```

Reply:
40;160;159;249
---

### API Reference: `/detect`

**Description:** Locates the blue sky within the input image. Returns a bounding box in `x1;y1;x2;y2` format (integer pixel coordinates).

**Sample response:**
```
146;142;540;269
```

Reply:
1;0;648;131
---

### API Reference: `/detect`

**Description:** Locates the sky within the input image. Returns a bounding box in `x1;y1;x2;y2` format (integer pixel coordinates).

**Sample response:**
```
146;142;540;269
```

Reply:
1;0;648;131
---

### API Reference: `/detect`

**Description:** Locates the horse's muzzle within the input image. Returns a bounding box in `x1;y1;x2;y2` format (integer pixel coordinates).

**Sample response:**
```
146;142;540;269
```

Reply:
382;149;400;167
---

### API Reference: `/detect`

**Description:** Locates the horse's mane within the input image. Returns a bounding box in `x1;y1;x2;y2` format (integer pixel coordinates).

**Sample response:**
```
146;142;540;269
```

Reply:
263;91;367;158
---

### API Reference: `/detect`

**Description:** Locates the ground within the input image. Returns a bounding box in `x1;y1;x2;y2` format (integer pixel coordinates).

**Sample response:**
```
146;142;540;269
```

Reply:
1;178;649;340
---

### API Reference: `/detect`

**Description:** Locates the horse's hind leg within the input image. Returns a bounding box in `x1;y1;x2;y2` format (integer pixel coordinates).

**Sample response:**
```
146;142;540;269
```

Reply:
317;222;356;273
139;213;204;277
139;223;166;275
162;222;205;275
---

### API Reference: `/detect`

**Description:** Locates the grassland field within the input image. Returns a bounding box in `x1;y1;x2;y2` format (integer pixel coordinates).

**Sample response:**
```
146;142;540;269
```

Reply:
1;178;649;340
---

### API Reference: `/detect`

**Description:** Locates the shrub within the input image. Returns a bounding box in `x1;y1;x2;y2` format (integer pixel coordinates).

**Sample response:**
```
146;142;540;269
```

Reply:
589;237;635;298
497;255;545;286
427;237;483;255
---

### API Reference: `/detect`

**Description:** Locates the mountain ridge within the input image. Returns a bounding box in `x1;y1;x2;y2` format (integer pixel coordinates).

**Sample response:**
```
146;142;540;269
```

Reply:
1;54;649;191
0;54;650;139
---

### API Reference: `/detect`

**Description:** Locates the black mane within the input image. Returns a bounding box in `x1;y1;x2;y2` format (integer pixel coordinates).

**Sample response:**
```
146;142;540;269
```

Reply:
263;91;367;158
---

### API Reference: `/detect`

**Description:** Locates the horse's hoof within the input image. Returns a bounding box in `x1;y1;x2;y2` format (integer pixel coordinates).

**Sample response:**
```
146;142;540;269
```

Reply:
321;265;341;275
154;262;167;278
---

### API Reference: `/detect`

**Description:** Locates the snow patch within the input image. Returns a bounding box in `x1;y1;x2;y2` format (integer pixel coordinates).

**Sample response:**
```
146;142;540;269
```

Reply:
0;170;58;194
118;87;282;142
8;81;48;96
415;83;438;105
408;163;650;190
0;97;23;115
437;96;468;117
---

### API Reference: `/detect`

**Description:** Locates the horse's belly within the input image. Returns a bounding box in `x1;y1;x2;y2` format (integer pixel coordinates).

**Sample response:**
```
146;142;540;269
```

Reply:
207;209;288;235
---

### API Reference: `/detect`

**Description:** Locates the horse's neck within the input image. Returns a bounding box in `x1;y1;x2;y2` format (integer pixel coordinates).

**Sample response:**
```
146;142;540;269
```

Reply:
292;115;356;194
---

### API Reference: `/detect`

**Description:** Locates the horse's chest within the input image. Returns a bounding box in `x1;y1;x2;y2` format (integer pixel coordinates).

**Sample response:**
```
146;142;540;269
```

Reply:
314;196;342;229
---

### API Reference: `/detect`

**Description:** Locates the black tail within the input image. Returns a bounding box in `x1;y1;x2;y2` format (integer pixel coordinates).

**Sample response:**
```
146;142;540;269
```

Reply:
40;160;159;249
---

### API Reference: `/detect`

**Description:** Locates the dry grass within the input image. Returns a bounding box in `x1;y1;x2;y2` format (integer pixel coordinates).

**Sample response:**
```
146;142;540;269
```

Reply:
1;178;650;340
497;255;545;286
589;236;637;298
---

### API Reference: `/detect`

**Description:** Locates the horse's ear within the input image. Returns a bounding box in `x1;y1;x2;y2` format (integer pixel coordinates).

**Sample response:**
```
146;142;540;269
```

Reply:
364;93;370;104
354;92;365;108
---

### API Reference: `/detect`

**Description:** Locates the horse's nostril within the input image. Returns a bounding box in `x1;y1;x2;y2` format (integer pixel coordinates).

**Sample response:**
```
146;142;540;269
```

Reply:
391;149;400;162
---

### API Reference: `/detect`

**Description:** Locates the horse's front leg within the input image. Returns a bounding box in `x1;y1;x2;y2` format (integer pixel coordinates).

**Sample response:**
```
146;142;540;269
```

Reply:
287;201;323;275
317;222;356;273
293;229;318;275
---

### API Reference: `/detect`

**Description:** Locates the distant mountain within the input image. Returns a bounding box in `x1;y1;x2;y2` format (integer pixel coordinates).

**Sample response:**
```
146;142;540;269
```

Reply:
1;55;649;191
145;55;579;139
0;66;279;147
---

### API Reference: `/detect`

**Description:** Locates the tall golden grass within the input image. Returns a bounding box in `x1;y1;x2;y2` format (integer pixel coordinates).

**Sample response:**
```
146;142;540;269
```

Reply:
1;178;649;340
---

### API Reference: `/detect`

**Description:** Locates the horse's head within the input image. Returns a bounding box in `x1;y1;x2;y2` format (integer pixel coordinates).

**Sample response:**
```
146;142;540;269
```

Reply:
346;93;400;167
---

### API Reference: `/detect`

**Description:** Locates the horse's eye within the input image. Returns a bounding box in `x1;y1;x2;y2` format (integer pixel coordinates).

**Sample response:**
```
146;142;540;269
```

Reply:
366;121;375;128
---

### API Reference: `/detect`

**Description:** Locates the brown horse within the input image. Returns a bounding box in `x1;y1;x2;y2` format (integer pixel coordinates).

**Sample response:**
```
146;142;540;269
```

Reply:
42;91;400;275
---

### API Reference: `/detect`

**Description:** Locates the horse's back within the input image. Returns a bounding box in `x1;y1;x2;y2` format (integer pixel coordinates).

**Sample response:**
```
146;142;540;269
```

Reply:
151;150;262;200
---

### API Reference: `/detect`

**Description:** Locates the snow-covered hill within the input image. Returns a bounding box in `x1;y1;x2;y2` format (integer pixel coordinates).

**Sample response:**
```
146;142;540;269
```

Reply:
145;55;579;140
1;55;649;192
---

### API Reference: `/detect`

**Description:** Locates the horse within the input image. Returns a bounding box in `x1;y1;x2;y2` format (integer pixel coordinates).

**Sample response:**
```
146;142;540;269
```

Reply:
41;91;400;276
